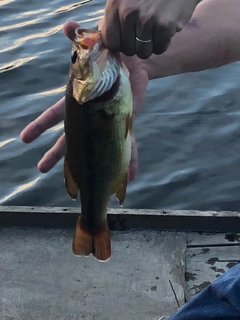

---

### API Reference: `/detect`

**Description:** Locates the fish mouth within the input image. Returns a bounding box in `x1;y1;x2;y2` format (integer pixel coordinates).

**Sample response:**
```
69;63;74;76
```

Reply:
75;28;101;51
71;27;121;104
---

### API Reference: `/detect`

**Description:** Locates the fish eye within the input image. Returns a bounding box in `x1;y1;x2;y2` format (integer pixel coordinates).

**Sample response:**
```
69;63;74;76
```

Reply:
71;51;78;64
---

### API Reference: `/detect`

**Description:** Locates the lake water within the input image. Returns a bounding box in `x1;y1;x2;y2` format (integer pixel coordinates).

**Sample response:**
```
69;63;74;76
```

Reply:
1;0;240;212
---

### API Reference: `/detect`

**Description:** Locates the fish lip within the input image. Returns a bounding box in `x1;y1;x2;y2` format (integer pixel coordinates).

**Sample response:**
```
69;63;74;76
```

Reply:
75;27;86;38
75;27;94;37
74;28;102;50
75;27;83;37
75;27;100;37
73;28;102;62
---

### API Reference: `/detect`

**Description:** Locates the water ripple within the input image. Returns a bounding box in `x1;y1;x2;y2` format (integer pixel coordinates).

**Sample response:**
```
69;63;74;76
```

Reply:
0;19;42;32
2;0;240;211
52;0;95;14
0;57;36;72
17;9;48;18
35;86;66;97
0;138;16;149
0;177;41;204
1;0;15;5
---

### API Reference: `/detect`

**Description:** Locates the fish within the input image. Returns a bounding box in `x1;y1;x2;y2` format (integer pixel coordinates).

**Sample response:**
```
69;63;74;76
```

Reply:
64;28;133;262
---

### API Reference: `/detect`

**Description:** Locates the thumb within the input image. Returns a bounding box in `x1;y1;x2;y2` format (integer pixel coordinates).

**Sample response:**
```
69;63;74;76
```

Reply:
63;21;81;41
98;18;104;31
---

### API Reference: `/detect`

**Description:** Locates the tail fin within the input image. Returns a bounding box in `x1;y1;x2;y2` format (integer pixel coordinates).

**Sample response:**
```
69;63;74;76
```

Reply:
72;217;111;262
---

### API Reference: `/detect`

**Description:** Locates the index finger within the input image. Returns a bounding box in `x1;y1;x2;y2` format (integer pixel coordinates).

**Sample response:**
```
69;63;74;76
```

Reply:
101;2;121;51
20;97;65;143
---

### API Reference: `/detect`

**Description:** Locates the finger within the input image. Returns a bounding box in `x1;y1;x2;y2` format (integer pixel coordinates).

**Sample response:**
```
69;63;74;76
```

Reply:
20;96;65;143
152;23;176;55
135;19;153;59
176;0;198;31
98;18;104;31
38;134;66;173
128;133;138;181
101;1;121;51
176;23;183;33
63;21;81;41
119;11;136;56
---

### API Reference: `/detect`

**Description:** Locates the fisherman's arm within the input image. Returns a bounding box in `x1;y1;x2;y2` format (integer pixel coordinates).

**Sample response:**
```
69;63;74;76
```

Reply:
144;0;240;80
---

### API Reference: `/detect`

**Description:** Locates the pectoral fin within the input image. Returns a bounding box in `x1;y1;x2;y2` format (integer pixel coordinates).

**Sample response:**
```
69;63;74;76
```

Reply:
125;113;132;139
115;172;128;205
64;158;78;199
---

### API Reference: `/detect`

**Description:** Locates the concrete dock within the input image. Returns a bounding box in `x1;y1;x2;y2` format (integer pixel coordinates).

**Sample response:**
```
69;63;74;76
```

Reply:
1;206;240;319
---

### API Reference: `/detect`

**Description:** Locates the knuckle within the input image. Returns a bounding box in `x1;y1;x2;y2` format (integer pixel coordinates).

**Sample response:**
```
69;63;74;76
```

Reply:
137;51;151;60
167;21;178;37
156;18;177;33
176;22;184;32
106;0;120;9
122;50;135;57
153;35;171;55
119;4;138;21
153;48;165;55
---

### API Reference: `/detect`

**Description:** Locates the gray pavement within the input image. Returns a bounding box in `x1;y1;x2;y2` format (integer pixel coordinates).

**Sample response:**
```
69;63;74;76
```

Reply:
0;228;185;320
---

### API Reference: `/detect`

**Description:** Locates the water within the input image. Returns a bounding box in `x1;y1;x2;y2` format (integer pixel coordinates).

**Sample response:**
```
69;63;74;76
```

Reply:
1;0;240;211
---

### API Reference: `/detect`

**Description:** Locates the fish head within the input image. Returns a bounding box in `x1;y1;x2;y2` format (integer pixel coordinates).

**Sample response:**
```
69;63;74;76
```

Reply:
70;28;101;79
69;28;120;104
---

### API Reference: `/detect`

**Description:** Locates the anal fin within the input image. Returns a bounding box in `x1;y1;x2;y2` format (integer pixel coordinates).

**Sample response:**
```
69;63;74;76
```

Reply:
64;157;78;199
115;172;128;205
72;217;111;262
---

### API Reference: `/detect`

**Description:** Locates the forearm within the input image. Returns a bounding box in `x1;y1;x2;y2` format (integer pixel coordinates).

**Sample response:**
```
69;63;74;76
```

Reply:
146;0;240;80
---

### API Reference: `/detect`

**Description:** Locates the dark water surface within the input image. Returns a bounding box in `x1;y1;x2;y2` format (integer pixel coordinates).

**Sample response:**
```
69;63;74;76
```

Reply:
1;0;240;211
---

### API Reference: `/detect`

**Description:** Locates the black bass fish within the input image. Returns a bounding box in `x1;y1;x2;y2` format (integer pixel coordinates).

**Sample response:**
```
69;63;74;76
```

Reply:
64;28;132;261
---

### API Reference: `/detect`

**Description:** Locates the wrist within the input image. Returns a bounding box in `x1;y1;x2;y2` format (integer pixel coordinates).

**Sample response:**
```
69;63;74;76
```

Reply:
143;47;184;81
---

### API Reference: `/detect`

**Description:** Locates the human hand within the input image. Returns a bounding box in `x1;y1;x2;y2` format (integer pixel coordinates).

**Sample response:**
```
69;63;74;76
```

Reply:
101;0;200;59
20;21;149;180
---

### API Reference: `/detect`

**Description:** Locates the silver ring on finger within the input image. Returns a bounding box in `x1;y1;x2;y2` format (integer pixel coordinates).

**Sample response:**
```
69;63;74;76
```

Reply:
135;36;152;43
